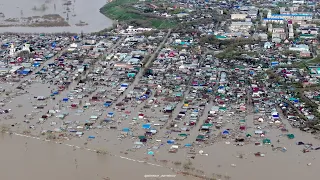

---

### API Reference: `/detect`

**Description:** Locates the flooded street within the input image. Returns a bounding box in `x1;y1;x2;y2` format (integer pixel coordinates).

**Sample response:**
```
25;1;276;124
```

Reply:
1;25;320;180
0;0;113;33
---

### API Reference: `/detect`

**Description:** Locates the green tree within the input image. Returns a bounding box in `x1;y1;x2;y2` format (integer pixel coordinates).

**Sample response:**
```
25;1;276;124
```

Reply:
199;35;219;45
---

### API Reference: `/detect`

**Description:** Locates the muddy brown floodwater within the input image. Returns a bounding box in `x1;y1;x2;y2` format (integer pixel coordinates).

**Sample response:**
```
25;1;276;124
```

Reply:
0;0;113;33
0;134;193;180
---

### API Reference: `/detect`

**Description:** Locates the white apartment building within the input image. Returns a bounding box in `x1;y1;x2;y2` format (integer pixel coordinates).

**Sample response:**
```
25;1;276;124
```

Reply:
229;22;253;32
231;14;248;20
267;10;313;21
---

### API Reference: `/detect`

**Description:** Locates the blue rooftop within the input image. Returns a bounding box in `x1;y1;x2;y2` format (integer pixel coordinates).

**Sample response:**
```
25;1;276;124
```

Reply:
272;14;312;17
264;18;284;20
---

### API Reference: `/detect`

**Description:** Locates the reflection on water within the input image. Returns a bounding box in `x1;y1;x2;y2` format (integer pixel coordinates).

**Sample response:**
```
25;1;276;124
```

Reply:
0;0;113;33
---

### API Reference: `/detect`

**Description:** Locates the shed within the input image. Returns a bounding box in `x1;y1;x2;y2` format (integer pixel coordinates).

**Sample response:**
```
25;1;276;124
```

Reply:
196;135;205;141
222;130;230;135
107;112;114;117
287;134;295;139
104;101;112;107
263;138;271;144
90;115;98;120
142;124;151;129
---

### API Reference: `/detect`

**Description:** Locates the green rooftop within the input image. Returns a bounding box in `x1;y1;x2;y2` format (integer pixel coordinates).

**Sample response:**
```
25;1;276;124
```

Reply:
216;35;227;39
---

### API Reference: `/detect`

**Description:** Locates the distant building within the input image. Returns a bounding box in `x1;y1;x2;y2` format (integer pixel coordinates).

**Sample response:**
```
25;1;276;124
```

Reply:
280;7;286;14
272;37;281;43
271;28;286;40
288;24;294;38
176;13;189;18
292;0;305;4
215;35;227;40
267;11;313;21
289;44;310;52
264;42;272;49
268;24;273;33
148;3;158;9
231;14;248;20
263;18;284;24
272;32;286;40
124;26;152;34
247;9;258;19
9;44;15;56
272;14;312;21
289;32;294;39
272;28;285;33
258;33;268;41
230;22;253;32
300;34;316;39
300;51;311;58
300;28;318;35
300;24;317;28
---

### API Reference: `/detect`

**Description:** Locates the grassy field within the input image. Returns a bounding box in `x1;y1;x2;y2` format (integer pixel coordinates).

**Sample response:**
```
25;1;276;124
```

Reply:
100;0;177;29
308;56;320;64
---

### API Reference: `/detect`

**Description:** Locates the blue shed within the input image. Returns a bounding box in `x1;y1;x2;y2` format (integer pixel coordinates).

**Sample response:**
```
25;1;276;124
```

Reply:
122;128;130;132
104;101;112;107
222;130;229;135
107;112;114;117
142;124;151;129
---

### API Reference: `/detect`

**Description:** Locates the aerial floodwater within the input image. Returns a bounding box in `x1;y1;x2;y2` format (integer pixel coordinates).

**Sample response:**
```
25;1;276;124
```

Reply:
0;0;113;33
2;1;320;180
0;135;190;180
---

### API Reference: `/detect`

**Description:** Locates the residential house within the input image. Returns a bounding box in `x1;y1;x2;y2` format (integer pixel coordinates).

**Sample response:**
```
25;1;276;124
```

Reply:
124;26;153;34
273;28;285;33
264;42;272;49
272;28;286;40
247;9;258;19
300;24;317;28
300;27;318;35
300;34;317;39
300;51;311;58
272;37;281;43
272;32;286;40
309;66;320;77
289;44;310;52
258;33;268;41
